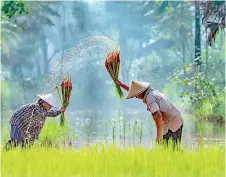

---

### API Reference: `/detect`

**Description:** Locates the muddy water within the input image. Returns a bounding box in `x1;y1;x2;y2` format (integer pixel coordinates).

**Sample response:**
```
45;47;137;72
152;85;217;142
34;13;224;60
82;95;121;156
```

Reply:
66;110;225;149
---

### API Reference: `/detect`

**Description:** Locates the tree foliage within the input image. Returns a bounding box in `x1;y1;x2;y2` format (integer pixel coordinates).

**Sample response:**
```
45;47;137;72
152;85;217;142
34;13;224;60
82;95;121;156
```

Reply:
199;0;225;45
1;1;224;123
1;1;29;19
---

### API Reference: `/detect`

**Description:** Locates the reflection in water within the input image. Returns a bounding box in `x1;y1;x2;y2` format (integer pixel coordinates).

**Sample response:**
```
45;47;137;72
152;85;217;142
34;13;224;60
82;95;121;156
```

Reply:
65;110;225;150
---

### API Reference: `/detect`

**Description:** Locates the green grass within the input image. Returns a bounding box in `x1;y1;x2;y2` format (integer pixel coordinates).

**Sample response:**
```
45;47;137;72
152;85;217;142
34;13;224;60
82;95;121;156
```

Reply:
1;145;224;177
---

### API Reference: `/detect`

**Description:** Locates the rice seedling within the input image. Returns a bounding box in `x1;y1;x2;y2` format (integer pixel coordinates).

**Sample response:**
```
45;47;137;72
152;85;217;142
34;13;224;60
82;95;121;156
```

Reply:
148;116;153;142
133;119;138;145
128;121;132;146
117;116;128;145
84;118;91;145
2;144;224;177
103;120;109;145
36;119;73;147
111;118;117;145
138;119;144;144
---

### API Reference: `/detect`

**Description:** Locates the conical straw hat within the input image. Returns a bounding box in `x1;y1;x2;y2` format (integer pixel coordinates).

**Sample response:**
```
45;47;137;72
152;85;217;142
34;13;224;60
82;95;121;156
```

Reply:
126;81;150;99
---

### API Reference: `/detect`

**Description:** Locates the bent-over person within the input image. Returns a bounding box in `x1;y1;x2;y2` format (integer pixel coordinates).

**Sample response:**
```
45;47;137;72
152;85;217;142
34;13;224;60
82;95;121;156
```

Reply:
5;94;67;149
115;80;183;147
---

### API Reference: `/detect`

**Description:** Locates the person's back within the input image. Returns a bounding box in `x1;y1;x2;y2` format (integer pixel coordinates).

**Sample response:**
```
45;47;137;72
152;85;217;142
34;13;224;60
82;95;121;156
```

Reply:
5;94;66;150
146;89;178;112
146;89;183;135
10;103;34;126
114;80;184;146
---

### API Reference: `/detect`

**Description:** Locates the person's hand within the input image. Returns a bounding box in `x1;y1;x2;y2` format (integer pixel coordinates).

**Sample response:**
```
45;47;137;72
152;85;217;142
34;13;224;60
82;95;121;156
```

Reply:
60;106;67;113
156;135;163;144
114;80;122;86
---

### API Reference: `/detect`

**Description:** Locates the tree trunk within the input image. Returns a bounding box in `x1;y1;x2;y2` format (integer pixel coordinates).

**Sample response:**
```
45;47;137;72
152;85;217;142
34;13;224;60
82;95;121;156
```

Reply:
194;1;202;93
180;6;186;78
194;1;201;67
182;38;186;78
205;27;208;76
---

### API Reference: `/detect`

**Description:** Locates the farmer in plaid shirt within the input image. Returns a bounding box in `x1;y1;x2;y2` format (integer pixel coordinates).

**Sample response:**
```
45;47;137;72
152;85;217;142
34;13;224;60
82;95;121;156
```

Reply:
6;94;67;148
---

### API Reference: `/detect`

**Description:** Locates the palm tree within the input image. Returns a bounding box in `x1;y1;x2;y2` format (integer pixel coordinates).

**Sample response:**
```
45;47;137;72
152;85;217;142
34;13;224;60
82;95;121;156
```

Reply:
199;1;225;46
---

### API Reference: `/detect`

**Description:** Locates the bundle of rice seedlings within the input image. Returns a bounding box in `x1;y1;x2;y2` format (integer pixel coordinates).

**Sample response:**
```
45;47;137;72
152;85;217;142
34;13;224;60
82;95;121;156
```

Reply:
56;75;72;126
105;50;124;98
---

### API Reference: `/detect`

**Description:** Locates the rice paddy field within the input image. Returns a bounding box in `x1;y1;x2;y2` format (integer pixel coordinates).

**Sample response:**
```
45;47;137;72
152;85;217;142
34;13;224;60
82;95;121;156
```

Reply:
1;1;226;177
1;115;225;177
1;145;225;177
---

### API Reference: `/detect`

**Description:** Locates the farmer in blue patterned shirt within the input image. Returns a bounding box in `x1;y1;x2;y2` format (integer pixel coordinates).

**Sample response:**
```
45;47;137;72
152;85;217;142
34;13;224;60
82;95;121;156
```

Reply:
5;94;67;149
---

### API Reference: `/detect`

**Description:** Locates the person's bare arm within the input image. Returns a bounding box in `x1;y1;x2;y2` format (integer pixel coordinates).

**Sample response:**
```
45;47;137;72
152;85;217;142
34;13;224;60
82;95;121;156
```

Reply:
152;111;164;142
114;80;129;91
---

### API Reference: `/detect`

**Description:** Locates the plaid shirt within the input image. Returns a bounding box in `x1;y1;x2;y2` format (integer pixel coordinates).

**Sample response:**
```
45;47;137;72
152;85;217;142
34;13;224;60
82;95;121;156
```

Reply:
10;103;61;143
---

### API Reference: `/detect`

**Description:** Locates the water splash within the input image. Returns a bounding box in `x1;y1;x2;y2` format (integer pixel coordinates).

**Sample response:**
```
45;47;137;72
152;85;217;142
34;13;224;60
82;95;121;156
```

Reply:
39;36;120;101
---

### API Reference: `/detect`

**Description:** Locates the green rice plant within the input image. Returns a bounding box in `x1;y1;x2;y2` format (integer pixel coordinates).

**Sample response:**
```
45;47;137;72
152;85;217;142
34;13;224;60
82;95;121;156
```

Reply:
84;118;91;145
2;145;224;177
1;123;10;146
118;116;123;141
1;117;75;148
103;120;109;145
128;122;132;146
71;128;78;143
148;116;153;142
1;110;13;146
38;119;72;147
138;119;144;144
122;117;127;145
132;120;138;145
111;118;117;145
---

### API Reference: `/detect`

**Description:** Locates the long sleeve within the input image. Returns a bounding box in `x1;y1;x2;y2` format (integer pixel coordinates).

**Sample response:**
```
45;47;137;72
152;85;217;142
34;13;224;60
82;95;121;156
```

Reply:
43;110;62;117
10;103;35;125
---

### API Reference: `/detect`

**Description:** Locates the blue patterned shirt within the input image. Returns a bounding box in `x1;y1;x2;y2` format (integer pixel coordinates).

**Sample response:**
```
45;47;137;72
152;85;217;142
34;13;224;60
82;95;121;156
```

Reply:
10;103;61;143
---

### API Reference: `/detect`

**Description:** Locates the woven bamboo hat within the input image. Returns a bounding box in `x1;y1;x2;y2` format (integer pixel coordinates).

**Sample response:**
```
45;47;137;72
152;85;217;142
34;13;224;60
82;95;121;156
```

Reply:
126;81;150;99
